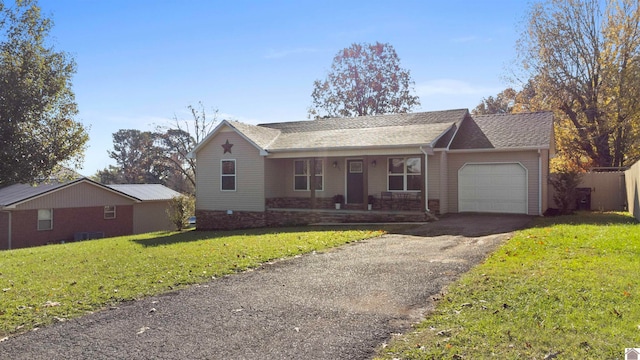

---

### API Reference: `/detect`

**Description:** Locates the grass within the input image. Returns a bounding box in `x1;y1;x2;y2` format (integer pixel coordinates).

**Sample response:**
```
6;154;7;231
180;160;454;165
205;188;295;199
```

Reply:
0;225;392;337
376;212;640;359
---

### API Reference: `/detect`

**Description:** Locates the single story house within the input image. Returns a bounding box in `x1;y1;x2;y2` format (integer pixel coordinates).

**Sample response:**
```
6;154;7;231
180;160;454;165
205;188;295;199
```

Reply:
189;109;554;230
0;178;182;250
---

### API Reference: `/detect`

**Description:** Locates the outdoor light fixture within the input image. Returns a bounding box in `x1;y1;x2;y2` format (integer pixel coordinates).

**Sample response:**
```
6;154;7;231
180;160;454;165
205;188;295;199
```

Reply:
332;161;338;168
371;160;377;167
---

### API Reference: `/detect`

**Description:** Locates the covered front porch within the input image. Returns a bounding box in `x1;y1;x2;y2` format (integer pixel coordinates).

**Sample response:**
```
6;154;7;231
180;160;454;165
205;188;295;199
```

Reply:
264;153;440;216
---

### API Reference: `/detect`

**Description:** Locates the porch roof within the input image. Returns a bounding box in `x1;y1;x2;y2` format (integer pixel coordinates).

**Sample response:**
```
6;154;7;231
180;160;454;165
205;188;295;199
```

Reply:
228;109;467;153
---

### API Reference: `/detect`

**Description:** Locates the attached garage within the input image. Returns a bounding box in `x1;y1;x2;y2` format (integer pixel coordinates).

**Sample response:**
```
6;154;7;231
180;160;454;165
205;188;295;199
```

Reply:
458;163;528;214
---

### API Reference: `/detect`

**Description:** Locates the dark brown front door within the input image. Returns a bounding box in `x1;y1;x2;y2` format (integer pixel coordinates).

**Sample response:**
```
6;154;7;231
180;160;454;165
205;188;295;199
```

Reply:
346;160;364;204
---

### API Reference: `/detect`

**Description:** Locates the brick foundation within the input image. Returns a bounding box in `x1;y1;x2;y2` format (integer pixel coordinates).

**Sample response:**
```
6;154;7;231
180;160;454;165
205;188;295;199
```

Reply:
266;197;440;213
196;206;438;231
195;209;267;231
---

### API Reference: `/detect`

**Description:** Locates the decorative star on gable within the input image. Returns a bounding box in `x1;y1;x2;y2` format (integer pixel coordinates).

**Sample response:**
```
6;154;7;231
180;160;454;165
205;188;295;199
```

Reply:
222;139;233;154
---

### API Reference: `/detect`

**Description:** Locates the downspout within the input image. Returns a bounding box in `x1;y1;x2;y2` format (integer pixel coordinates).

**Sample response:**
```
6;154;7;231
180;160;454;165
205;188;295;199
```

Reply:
1;210;11;250
420;146;430;212
538;149;542;216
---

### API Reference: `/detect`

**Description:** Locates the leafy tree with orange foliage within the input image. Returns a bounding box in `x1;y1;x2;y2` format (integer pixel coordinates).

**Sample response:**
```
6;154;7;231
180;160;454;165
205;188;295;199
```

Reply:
309;42;420;118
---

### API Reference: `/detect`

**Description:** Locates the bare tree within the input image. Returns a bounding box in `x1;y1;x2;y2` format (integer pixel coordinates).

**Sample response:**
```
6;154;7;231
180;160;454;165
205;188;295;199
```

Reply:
155;102;219;193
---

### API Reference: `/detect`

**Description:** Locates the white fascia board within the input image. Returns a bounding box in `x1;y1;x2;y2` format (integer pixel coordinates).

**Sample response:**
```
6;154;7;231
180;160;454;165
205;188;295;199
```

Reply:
266;144;432;158
446;145;550;153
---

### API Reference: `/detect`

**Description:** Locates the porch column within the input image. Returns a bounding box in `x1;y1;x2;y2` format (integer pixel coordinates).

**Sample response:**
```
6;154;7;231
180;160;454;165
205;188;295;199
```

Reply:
421;152;428;211
309;157;316;209
362;156;369;210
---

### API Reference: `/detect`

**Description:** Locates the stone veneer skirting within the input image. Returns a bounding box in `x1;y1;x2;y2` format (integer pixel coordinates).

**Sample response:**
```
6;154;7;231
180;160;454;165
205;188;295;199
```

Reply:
196;204;439;231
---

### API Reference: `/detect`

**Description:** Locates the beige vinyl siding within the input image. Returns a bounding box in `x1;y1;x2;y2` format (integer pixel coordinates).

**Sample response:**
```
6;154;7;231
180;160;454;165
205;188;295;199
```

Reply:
438;151;449;214
447;151;541;215
426;154;440;199
15;182;136;210
264;158;287;198
626;160;640;221
195;129;265;212
132;201;174;234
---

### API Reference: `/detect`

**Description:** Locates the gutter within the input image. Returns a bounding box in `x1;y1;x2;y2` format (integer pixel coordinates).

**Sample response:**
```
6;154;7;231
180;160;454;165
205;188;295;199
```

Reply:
538;149;543;216
419;146;431;212
446;146;550;153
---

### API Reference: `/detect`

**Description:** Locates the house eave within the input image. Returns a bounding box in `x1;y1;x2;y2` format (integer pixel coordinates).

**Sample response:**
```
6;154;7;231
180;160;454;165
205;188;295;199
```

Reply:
446;145;550;153
265;143;435;158
5;178;141;208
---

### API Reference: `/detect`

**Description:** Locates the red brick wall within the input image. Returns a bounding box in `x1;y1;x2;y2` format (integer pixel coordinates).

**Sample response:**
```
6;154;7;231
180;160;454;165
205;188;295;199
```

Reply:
0;212;8;250
9;206;134;249
196;209;267;231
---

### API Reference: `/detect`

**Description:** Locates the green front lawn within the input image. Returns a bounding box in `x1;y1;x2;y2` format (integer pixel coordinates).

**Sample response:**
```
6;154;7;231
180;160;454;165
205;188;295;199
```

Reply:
377;212;640;359
0;226;388;337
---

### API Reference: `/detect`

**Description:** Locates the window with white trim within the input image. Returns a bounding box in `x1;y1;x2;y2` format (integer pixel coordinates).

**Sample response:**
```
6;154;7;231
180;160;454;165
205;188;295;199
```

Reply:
294;159;323;191
37;209;53;231
388;157;421;191
221;159;236;191
104;205;116;219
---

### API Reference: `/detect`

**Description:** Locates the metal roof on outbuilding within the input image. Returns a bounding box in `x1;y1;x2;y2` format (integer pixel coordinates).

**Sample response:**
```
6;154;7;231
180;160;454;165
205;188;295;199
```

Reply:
107;184;182;201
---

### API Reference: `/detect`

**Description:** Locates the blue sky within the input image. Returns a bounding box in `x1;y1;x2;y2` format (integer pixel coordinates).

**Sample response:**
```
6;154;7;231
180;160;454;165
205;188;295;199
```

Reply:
37;0;530;176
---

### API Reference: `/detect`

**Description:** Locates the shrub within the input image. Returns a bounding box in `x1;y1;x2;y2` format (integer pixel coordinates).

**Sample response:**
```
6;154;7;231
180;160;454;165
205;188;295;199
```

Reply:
549;170;583;214
166;194;195;230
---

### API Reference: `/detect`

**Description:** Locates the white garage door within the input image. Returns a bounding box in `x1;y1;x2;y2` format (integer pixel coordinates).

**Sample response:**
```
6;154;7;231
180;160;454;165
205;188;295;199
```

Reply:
458;163;528;214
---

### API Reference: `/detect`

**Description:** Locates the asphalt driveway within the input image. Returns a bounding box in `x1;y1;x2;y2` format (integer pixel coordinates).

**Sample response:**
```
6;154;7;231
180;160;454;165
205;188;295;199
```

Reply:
0;214;532;359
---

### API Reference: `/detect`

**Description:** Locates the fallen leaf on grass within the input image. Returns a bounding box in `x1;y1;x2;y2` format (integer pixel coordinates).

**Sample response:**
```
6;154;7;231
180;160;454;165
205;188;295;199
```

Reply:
44;301;61;307
544;351;562;359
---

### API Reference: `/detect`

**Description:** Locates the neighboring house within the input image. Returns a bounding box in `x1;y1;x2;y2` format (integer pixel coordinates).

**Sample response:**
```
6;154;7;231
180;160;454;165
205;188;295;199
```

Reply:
189;109;554;230
0;178;182;250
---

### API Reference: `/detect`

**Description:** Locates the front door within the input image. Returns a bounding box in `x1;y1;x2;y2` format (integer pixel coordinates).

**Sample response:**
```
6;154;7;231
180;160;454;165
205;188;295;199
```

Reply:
346;159;364;204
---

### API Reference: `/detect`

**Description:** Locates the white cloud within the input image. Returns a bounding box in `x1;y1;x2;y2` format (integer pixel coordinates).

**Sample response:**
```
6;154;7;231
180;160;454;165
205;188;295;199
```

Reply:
415;79;502;97
264;47;319;59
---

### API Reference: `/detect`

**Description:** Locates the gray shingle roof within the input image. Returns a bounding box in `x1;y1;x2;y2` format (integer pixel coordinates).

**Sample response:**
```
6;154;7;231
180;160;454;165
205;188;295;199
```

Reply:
227;121;280;149
450;111;553;150
194;109;553;155
266;122;456;150
260;109;468;133
227;109;468;152
107;184;182;201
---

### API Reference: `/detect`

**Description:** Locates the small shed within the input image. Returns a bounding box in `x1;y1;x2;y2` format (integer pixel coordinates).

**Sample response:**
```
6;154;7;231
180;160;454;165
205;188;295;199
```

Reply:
108;184;182;234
